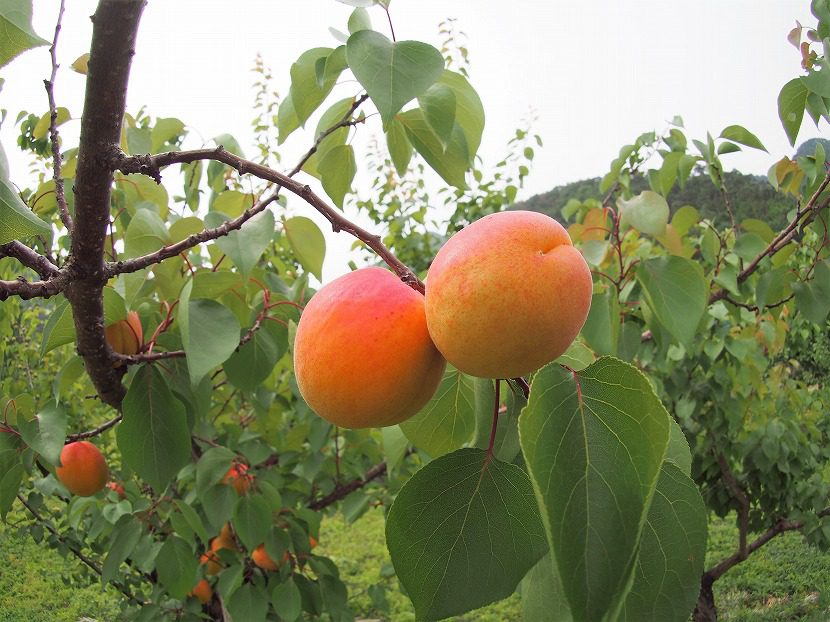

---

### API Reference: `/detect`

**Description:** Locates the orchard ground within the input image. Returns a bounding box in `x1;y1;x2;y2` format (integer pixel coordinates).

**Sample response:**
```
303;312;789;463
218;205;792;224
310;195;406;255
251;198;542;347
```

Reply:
1;508;829;622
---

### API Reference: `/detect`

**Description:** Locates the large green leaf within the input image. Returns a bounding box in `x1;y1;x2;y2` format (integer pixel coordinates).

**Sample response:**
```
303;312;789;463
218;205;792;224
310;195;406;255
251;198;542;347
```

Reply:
224;329;281;393
618;190;669;236
519;358;670;621
178;281;241;386
227;583;269;622
102;520;143;585
0;0;49;68
385;117;413;177
210;209;275;275
778;78;809;146
0;433;23;519
385;448;548;621
117;365;191;492
233;494;271;551
580;290;620;356
0;177;50;243
156;536;199;599
398;108;470;188
637;256;707;349
419;83;456;148
124;208;170;258
290;47;338;127
520;554;572;622
620;462;707;622
719;125;767;152
283;216;325;281
346;30;444;124
400;367;478;457
18;403;66;467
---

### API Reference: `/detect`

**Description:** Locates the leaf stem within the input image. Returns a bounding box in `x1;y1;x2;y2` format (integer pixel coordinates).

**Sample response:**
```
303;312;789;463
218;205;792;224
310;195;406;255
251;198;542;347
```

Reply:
486;379;501;457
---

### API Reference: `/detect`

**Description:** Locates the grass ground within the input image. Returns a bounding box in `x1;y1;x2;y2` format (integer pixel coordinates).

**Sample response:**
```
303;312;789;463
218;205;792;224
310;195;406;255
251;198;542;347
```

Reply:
1;506;829;621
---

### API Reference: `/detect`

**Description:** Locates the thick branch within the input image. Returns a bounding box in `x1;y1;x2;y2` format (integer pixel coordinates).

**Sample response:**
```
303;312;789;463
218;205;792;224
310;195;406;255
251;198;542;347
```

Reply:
63;0;146;409
715;450;750;559
0;274;67;301
0;241;60;278
45;0;72;233
113;147;424;292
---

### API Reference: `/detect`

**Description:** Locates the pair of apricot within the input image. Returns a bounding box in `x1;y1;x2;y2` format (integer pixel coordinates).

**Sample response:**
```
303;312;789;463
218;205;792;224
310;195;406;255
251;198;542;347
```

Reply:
293;211;593;429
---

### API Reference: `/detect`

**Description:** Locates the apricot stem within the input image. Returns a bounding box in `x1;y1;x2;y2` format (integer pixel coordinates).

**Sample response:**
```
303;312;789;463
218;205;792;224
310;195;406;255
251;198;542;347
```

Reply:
486;379;501;457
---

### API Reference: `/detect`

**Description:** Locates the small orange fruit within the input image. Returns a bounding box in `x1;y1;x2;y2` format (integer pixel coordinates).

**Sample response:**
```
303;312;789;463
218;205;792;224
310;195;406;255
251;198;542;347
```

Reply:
56;441;108;497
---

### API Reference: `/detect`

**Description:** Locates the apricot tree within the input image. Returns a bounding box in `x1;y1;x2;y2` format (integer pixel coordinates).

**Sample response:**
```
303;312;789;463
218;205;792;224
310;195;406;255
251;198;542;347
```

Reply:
0;1;829;622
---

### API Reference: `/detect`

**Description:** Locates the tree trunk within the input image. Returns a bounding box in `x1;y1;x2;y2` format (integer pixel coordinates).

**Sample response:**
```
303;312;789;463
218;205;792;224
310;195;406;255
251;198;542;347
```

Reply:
693;574;717;622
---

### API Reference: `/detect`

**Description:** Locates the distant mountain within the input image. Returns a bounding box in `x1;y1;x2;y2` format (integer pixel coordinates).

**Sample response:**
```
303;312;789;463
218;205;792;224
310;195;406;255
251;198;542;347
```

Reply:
515;171;795;230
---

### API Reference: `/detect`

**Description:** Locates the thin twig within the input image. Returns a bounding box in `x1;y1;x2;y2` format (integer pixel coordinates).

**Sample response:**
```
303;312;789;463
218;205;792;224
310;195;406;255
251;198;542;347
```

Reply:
44;0;73;233
66;415;123;442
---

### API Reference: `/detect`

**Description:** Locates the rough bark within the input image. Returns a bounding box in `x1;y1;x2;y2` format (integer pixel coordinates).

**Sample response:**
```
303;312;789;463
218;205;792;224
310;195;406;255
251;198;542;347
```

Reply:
64;0;147;408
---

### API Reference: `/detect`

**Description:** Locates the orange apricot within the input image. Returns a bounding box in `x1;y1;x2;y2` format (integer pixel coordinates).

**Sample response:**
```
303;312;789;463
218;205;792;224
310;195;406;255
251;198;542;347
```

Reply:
189;578;212;604
293;267;446;428
55;441;108;497
425;210;593;378
105;310;143;356
222;463;252;495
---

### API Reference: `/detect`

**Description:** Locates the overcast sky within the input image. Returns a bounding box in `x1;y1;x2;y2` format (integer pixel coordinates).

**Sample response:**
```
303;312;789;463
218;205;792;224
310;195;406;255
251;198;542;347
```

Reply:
1;1;822;280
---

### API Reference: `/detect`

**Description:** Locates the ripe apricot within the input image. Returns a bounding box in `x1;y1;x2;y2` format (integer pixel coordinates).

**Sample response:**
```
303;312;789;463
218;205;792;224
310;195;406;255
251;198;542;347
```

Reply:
425;210;593;378
251;544;282;571
56;441;108;497
200;533;237;575
189;578;212;604
293;267;446;428
106;481;126;499
222;463;252;495
105;310;143;356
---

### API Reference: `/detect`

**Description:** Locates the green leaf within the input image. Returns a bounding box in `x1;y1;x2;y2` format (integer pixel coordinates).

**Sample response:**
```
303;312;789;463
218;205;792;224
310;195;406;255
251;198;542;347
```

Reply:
792;259;830;323
18;403;66;466
124;208;170;258
637;256;707;349
419;83;456;148
580;290;620;356
196;446;236;495
156;536;199;599
0;177;50;243
179;281;242;386
283;216;326;280
318;144;356;208
437;70;484;163
778;78;809;146
150;117;185;152
620;462;707;622
400;367;477;457
272;579;303;621
212;190;254;219
40;299;74;356
0;435;23;519
802;67;830;97
202;484;236;532
718;125;767;152
289;47;338;127
117;365;191;492
32;107;71;140
174;500;209;546
346;30;444;124
399;108;469;188
521;555;572;622
212;209;275;275
313;97;355;165
666;417;692;476
756;266;793;309
0;0;49;68
102;520;143;585
385;117;412;177
233;494;272;550
191;270;243;299
225;329;282;392
277;94;300;144
347;7;371;33
227;583;269;622
385;447;548;621
519;358;670;622
618;190;669;236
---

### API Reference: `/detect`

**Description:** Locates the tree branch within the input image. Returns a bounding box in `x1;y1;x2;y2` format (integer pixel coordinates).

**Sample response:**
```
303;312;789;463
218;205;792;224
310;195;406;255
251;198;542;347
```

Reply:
112;146;425;292
66;415;123;442
63;0;147;409
45;0;73;233
307;460;389;511
0;275;67;301
0;241;60;278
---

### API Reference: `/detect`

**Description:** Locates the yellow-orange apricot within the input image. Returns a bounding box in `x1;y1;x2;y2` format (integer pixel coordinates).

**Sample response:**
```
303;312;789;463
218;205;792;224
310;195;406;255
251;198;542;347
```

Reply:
105;310;143;356
293;267;446;428
189;578;212;604
425;210;593;378
251;544;283;571
56;441;108;497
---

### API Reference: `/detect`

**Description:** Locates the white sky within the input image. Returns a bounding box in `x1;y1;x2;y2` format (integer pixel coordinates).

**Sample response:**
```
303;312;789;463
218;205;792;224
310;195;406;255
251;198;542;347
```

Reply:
1;1;823;281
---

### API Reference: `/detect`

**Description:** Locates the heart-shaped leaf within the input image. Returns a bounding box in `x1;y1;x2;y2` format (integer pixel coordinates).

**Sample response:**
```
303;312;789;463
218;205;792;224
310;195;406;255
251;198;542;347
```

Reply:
346;30;444;124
